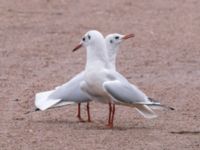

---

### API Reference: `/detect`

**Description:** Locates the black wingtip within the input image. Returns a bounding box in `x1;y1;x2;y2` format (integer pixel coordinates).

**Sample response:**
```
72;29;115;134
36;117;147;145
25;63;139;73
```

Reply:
148;97;175;111
148;97;160;103
35;108;40;111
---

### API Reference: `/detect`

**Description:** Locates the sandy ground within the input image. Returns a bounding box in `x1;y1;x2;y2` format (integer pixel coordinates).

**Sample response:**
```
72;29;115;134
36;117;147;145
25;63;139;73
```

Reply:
0;0;200;149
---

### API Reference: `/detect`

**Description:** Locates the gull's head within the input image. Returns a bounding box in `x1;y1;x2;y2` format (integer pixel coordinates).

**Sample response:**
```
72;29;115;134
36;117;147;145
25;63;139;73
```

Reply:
73;30;104;52
105;33;134;50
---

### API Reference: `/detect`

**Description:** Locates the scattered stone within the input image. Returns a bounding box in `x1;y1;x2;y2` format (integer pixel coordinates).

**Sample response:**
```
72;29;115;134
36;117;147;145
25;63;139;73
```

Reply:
14;117;25;121
14;98;19;101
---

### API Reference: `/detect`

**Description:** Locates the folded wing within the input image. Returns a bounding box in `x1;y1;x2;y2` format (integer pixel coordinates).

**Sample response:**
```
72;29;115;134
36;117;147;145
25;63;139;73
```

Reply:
103;80;157;118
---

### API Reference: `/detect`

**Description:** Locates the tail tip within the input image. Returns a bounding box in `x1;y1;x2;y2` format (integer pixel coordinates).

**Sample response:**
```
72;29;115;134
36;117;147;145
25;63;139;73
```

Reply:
35;108;40;111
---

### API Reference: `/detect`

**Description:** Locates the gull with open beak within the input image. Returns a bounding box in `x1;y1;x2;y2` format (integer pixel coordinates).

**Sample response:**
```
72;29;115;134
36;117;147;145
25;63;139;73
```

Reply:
73;30;174;128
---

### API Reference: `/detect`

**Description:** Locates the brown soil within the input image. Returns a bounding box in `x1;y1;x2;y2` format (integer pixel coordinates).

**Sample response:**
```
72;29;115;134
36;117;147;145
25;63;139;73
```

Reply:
0;0;200;149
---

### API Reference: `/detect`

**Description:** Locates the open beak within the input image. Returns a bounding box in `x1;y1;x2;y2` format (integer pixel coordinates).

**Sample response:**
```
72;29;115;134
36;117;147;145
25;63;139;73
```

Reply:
122;33;135;40
72;43;82;52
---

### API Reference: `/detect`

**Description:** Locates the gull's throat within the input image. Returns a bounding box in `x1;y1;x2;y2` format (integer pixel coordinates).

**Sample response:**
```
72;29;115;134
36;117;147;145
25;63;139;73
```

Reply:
85;42;111;70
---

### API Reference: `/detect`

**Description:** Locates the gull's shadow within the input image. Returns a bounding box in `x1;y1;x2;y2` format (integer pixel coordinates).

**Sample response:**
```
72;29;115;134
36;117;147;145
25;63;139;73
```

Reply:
32;119;157;131
170;131;200;135
76;120;155;131
113;125;155;131
32;119;82;125
86;125;155;131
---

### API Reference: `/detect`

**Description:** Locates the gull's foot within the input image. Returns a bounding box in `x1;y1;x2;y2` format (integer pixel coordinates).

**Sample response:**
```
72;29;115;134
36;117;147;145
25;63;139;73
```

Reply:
35;108;40;111
106;123;113;128
79;119;86;122
77;116;86;122
87;119;92;123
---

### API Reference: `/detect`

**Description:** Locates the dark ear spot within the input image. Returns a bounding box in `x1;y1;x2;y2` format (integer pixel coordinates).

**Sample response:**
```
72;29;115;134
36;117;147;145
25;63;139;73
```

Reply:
110;40;113;43
88;35;91;40
115;36;119;40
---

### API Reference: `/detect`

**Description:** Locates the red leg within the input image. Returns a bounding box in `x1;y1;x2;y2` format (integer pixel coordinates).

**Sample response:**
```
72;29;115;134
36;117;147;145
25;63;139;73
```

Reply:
110;104;115;128
87;102;91;122
106;103;113;128
108;103;112;124
77;103;81;118
77;103;85;122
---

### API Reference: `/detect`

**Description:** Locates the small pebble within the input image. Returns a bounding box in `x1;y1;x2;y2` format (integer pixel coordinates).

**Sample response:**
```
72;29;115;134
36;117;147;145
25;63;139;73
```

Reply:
14;98;19;101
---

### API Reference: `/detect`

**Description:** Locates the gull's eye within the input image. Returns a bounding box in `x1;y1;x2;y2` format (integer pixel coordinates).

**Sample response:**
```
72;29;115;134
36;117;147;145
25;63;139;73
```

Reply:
82;37;85;41
115;36;119;40
110;40;113;43
88;35;91;40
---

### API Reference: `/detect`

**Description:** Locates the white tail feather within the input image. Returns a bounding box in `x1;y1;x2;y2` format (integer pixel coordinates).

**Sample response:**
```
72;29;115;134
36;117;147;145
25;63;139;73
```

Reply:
149;105;164;110
35;90;61;111
54;101;76;107
135;105;157;119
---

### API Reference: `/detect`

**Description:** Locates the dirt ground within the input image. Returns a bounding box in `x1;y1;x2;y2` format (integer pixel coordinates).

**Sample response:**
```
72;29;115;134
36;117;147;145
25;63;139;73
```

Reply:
0;0;200;149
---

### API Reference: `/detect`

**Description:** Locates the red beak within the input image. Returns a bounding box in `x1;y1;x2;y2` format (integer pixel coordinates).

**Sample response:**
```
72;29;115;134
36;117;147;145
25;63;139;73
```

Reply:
72;43;82;52
122;33;135;40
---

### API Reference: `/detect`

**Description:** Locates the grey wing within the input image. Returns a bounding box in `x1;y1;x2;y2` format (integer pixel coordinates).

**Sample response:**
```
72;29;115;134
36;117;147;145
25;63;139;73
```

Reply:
49;72;91;103
103;80;151;104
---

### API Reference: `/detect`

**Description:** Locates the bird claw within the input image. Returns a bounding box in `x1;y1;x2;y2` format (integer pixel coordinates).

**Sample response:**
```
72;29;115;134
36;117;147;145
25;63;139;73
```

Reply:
78;118;86;122
106;123;113;128
77;115;86;122
87;119;92;123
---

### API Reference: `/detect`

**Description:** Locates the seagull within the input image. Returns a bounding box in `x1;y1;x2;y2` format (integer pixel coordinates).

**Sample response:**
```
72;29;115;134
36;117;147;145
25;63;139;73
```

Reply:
35;71;91;122
34;32;134;122
73;30;174;128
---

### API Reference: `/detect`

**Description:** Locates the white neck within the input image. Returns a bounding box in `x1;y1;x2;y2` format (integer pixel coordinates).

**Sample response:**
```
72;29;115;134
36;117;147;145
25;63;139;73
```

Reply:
85;40;111;71
107;45;119;71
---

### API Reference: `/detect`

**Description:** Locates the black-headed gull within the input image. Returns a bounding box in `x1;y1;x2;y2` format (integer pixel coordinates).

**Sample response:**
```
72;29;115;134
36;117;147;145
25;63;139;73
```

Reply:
35;71;91;121
73;30;173;128
34;32;134;122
